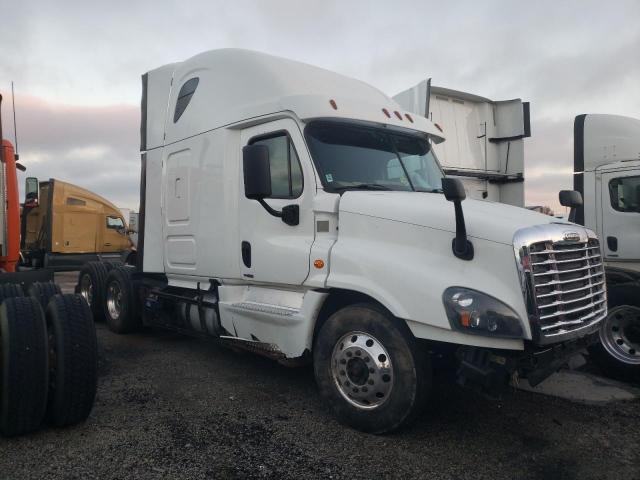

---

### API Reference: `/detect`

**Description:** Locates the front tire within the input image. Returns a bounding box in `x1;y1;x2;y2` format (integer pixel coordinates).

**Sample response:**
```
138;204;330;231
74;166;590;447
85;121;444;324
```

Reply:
589;305;640;381
313;304;430;434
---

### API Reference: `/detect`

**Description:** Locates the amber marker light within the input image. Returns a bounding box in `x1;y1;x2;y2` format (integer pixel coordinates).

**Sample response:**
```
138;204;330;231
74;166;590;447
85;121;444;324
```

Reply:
394;111;403;120
329;99;338;110
382;108;391;118
405;113;414;123
314;259;325;269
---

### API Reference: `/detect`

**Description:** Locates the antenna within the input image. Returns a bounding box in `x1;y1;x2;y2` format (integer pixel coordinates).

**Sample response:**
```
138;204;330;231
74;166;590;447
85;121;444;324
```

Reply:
11;81;18;160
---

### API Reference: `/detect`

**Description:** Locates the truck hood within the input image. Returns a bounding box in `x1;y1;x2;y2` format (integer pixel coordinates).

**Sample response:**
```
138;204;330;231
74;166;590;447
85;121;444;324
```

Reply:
339;191;564;245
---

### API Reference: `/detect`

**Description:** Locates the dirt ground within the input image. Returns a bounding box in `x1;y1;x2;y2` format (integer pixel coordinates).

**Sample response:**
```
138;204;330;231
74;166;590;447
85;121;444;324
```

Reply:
0;272;638;479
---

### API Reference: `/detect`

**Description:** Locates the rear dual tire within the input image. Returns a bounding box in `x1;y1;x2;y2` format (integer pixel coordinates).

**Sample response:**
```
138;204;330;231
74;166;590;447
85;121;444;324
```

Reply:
104;266;140;334
0;283;24;303
0;297;49;436
0;289;98;436
45;294;98;426
28;281;62;309
78;261;118;322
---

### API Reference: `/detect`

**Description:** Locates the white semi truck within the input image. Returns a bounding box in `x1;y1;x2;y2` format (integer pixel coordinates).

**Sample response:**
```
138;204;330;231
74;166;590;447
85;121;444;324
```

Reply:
88;49;607;433
572;114;640;379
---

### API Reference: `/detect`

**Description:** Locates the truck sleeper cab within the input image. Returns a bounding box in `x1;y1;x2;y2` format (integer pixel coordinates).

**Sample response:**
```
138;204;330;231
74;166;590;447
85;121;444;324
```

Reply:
573;114;640;380
22;178;134;270
94;49;606;433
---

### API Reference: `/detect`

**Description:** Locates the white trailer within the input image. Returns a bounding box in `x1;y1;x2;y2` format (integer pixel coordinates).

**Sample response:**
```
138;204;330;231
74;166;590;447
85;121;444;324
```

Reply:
83;49;606;433
572;114;640;379
393;80;530;206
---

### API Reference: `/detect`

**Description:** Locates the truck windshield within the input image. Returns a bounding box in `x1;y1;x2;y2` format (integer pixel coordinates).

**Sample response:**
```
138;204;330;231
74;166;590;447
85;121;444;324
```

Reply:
305;121;444;193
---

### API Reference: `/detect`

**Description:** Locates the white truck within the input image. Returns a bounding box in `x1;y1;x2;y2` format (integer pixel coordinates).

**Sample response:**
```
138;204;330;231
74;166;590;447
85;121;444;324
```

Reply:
572;114;640;379
89;49;607;433
393;79;529;206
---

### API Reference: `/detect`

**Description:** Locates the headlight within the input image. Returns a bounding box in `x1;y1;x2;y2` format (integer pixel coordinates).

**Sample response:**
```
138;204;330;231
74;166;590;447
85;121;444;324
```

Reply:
442;287;524;339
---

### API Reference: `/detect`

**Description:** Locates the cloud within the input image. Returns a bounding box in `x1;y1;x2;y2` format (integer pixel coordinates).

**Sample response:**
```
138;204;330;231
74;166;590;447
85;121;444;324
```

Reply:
0;0;638;212
1;95;140;209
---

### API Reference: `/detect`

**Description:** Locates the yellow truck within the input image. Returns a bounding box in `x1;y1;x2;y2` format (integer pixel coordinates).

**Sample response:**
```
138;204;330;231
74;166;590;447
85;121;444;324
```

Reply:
21;178;135;270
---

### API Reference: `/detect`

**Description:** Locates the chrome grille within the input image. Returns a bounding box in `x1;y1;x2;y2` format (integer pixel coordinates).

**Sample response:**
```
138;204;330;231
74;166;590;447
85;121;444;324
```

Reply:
526;237;606;342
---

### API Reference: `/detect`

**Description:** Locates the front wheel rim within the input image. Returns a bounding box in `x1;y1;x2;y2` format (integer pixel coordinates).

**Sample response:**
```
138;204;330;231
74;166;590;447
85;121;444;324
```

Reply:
106;281;123;320
331;331;394;410
80;274;93;306
599;306;640;365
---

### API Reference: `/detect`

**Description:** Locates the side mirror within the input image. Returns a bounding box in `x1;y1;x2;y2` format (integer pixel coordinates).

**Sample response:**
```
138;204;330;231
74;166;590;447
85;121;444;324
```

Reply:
24;177;39;207
242;144;299;226
243;144;272;199
441;178;473;261
442;177;466;202
559;190;583;209
559;190;583;222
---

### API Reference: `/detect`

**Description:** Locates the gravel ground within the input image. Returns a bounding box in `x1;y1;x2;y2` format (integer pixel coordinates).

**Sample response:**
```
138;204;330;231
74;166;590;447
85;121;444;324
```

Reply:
0;272;638;479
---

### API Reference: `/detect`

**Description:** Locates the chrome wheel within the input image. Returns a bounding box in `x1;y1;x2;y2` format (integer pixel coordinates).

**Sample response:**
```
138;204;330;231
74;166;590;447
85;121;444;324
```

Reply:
331;331;394;410
79;274;93;306
600;306;640;365
106;281;122;321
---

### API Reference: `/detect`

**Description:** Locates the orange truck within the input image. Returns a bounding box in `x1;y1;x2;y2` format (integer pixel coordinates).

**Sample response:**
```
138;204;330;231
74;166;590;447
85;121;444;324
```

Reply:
0;94;52;284
0;92;98;437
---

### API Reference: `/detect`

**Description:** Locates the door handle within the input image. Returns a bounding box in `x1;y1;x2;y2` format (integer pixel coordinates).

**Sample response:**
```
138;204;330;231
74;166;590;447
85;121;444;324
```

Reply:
104;243;112;247
241;241;251;268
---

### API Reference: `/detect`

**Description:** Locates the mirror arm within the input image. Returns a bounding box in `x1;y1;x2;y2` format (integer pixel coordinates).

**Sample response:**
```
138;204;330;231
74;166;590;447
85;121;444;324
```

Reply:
258;199;282;218
452;200;474;261
257;199;299;226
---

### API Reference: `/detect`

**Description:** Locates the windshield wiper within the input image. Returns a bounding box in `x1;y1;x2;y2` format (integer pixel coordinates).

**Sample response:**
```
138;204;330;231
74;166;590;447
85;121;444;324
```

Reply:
331;183;392;191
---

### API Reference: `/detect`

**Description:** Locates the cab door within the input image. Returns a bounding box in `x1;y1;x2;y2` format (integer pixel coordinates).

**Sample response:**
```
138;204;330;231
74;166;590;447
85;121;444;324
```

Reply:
599;169;640;261
102;215;127;252
238;119;316;285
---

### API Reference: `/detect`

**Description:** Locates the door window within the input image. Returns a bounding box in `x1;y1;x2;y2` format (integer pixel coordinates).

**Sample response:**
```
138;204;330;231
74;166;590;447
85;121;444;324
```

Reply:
106;216;125;230
249;133;303;198
609;176;640;213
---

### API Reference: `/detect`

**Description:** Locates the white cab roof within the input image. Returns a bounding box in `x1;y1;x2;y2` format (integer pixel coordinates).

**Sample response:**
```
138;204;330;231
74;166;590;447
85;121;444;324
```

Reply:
579;114;640;172
143;49;445;149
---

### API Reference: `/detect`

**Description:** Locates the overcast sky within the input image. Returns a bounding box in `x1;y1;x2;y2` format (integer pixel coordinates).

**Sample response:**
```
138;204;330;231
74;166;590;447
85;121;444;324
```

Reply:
1;0;638;212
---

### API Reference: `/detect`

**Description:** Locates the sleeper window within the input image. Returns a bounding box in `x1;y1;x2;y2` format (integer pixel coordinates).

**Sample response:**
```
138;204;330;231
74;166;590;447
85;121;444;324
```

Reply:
173;77;199;123
250;133;303;199
66;197;86;207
